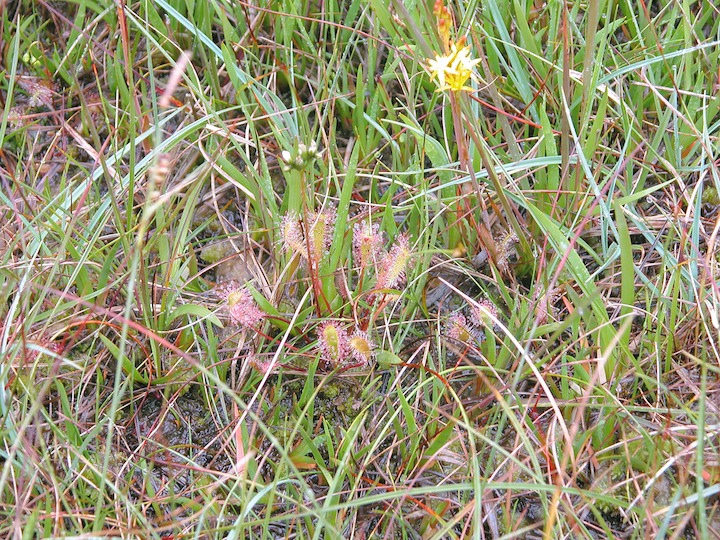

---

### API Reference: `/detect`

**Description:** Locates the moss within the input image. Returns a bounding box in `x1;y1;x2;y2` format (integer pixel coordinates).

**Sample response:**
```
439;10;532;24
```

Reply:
277;376;364;424
200;239;232;263
703;186;719;206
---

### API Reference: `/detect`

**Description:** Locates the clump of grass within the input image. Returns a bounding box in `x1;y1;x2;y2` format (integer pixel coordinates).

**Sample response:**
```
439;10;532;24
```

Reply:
1;0;719;538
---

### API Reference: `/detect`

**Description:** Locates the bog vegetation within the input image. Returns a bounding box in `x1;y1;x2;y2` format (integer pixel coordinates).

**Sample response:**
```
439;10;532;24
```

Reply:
1;0;719;538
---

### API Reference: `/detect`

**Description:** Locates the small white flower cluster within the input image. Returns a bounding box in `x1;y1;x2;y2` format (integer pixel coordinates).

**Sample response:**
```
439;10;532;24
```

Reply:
280;141;323;172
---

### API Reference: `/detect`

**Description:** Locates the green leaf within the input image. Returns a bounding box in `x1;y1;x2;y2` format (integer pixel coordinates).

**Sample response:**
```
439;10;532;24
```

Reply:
376;350;403;367
167;303;223;327
98;334;147;384
214;155;258;201
614;200;636;345
524;200;623;380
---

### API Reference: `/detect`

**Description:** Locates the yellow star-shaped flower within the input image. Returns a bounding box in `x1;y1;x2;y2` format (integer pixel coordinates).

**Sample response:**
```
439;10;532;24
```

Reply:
427;42;481;93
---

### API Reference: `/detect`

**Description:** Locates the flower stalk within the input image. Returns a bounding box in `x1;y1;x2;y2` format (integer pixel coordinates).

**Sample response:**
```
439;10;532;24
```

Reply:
426;1;528;270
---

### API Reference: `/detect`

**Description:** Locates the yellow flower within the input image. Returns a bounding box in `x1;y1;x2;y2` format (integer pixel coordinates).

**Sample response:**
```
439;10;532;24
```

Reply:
427;42;481;93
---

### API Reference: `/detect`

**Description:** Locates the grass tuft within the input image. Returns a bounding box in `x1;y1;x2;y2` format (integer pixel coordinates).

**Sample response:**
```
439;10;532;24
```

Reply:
1;0;719;538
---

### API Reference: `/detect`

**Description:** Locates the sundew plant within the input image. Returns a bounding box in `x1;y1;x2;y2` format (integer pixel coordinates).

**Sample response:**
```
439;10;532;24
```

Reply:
1;0;719;538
